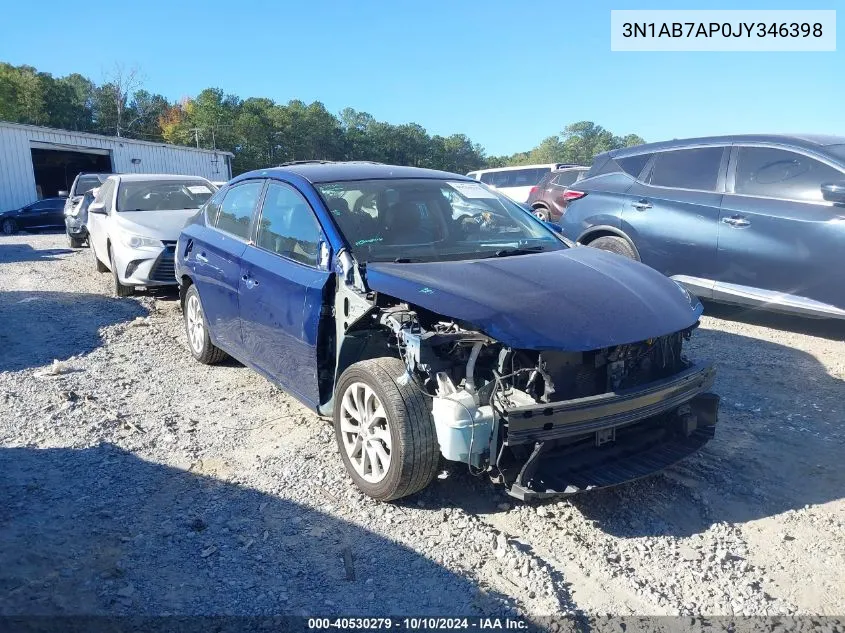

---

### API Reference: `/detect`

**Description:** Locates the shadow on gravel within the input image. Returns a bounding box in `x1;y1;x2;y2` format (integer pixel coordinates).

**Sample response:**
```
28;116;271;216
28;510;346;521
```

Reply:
702;300;845;341
0;242;73;263
0;291;147;372
570;328;845;538
0;444;513;616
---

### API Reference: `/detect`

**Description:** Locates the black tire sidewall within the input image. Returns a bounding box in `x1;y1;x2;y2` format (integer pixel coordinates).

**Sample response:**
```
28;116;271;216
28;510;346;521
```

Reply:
2;220;15;235
591;236;638;261
333;362;409;500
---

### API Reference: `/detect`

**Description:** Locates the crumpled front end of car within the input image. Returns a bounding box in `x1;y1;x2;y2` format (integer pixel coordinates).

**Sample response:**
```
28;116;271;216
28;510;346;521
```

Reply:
377;305;719;500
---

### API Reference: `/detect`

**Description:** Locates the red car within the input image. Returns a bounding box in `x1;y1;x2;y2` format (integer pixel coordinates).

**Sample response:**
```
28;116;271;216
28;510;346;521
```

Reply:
525;166;588;222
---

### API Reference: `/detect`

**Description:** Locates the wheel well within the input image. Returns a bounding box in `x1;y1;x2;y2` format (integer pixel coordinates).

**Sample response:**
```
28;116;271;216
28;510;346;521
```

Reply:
579;228;641;260
179;275;193;309
531;202;549;210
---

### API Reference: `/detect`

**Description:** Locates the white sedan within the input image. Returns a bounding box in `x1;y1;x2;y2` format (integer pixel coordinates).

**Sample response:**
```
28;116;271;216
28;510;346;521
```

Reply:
87;174;216;296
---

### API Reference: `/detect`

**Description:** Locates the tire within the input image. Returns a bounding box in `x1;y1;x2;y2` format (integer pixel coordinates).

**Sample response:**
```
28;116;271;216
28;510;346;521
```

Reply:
67;232;84;248
333;357;439;501
92;242;108;272
183;284;227;364
109;246;134;297
531;207;550;222
588;235;639;261
2;219;16;235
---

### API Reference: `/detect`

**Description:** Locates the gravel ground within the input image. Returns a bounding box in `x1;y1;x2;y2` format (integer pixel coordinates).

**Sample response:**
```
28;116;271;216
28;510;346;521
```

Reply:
1;232;844;620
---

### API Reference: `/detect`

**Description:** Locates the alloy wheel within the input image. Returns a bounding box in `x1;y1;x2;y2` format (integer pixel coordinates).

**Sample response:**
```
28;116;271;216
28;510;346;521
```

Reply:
186;294;205;354
339;382;392;484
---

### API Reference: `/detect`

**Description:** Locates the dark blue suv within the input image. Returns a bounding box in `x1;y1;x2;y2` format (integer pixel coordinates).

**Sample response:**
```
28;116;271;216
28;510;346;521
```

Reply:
559;134;845;320
175;162;718;501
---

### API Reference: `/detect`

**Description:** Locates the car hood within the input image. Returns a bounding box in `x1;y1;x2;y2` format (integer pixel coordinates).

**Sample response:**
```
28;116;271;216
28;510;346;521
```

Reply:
364;247;703;351
114;209;199;241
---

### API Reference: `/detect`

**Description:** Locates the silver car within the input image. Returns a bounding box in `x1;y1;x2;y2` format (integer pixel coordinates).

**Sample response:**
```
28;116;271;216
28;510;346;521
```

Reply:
87;174;216;296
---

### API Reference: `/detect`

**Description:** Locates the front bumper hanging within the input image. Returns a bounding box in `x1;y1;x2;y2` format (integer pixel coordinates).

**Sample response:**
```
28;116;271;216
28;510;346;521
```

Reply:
499;363;719;500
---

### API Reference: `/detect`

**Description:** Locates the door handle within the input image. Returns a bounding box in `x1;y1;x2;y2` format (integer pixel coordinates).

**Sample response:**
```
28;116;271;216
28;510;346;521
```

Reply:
721;215;751;228
632;199;652;210
195;252;208;263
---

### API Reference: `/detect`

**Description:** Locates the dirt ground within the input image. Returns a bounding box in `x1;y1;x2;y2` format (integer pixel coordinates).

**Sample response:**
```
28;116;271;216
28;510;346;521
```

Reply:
1;232;843;620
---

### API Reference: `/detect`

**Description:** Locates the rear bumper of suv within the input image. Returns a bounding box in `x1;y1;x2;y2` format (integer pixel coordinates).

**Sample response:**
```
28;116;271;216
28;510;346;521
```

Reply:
499;363;718;500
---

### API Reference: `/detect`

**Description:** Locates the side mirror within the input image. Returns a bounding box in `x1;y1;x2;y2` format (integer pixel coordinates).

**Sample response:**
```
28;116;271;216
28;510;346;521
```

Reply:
543;221;563;234
58;190;69;198
88;202;107;215
821;182;845;204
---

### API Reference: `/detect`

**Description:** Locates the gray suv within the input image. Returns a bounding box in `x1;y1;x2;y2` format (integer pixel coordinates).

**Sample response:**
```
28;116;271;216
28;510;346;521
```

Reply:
559;134;845;320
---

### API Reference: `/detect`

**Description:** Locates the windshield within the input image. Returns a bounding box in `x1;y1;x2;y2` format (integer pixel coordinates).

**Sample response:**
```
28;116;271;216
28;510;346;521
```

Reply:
316;178;565;263
116;180;214;212
826;144;845;165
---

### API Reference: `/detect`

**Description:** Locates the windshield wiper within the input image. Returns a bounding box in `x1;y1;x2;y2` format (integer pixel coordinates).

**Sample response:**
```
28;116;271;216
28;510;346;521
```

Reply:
492;245;546;258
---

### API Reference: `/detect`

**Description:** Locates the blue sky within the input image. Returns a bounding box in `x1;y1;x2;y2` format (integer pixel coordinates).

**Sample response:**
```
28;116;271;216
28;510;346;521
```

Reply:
0;0;840;155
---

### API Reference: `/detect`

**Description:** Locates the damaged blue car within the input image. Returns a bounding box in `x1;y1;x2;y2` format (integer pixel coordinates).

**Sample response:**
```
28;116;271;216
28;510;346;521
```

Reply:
175;162;719;501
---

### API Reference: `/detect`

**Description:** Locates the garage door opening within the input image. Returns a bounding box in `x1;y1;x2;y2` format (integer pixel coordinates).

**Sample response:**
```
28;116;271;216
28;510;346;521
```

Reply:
30;147;112;199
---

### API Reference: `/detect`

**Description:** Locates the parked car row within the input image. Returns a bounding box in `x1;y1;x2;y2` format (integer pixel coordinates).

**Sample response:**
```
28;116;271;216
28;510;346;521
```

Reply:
72;161;720;502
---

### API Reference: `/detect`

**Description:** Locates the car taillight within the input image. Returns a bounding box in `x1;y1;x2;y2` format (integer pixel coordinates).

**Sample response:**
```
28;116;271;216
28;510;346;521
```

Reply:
562;189;586;202
529;186;539;197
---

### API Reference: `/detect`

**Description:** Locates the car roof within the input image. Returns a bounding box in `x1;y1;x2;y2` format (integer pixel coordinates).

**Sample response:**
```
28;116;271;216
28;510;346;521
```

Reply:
112;174;212;182
235;162;474;184
610;134;845;158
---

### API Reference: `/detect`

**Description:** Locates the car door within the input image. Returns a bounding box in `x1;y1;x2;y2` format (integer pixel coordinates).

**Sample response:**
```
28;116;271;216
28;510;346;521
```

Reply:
716;144;845;312
44;199;66;226
622;146;728;284
238;180;331;407
188;180;265;355
14;203;39;229
87;180;115;260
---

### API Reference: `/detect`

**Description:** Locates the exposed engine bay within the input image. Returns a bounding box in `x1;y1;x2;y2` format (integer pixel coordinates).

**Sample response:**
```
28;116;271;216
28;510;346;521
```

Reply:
331;253;719;499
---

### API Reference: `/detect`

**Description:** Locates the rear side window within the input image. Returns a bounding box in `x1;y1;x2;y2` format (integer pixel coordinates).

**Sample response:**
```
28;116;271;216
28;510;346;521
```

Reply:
257;182;323;266
551;171;583;187
649;147;724;191
734;146;844;202
617;154;653;178
215;181;263;240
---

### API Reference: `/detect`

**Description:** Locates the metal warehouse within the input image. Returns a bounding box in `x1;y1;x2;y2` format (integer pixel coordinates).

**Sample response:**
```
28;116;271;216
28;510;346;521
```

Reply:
0;121;233;212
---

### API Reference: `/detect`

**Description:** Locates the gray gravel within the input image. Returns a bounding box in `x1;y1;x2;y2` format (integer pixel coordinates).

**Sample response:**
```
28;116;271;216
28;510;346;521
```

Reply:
1;232;844;618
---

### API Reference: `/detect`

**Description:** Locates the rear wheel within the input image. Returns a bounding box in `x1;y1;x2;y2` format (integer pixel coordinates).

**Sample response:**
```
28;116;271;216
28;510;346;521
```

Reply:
183;284;227;364
2;219;16;235
333;357;439;501
109;246;134;297
531;206;550;222
588;235;639;261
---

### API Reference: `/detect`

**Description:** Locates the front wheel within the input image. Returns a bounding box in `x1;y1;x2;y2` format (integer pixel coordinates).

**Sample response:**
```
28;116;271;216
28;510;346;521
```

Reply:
333;357;439;501
67;232;84;248
2;219;16;235
92;242;108;272
109;246;134;297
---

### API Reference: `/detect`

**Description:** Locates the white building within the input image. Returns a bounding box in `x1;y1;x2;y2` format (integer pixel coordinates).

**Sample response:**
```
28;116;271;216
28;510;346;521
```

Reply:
0;121;233;212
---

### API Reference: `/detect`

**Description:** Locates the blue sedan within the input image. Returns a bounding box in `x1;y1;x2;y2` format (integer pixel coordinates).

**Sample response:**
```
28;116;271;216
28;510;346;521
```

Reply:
175;162;719;501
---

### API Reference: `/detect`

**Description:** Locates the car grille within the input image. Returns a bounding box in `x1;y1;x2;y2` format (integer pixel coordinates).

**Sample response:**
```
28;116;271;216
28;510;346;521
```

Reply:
149;243;176;283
